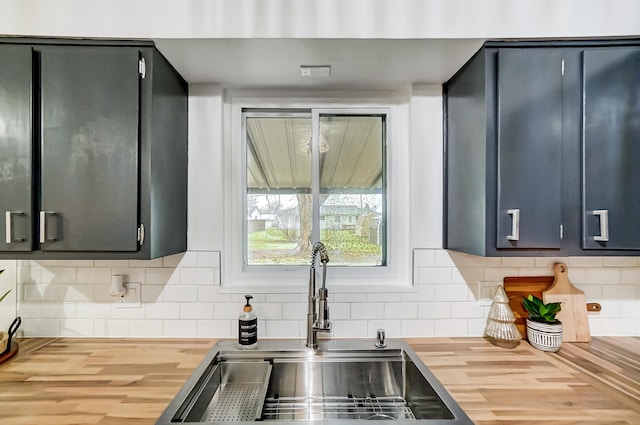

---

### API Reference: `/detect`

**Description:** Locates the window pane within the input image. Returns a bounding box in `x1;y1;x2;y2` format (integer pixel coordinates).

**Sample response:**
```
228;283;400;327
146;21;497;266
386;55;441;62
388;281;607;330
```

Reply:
319;115;385;266
245;116;312;265
244;112;386;267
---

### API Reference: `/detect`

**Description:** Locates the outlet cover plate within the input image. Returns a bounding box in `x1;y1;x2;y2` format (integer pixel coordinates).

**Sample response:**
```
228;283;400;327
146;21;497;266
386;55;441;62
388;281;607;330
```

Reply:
115;282;141;308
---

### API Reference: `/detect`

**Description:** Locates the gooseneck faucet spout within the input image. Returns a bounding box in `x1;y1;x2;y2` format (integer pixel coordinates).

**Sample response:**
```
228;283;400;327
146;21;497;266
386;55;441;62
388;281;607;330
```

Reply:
307;241;331;349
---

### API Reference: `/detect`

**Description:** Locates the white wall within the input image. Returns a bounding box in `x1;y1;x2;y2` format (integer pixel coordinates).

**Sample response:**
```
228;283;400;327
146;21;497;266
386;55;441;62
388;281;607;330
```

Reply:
1;0;639;39
2;1;640;338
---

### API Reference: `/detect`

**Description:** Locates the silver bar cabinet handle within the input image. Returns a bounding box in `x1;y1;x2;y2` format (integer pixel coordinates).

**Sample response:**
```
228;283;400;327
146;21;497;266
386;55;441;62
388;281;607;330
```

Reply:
5;211;24;244
592;209;609;242
5;211;11;244
507;209;520;241
39;211;57;244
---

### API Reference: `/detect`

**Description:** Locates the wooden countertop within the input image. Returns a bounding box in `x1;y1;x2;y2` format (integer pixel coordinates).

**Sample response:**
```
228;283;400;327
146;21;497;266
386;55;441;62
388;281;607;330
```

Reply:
0;337;638;424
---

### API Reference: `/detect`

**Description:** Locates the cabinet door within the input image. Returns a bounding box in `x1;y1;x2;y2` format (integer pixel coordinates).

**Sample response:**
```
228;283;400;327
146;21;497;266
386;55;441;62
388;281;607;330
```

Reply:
0;45;33;252
496;49;563;249
39;46;140;252
582;48;640;250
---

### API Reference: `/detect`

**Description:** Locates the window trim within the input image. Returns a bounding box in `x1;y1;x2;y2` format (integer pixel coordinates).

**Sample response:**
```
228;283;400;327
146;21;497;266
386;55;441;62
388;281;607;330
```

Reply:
222;91;412;292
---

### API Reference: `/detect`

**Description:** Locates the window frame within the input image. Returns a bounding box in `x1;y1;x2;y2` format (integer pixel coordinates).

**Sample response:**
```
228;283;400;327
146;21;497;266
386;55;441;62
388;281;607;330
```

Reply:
222;91;412;292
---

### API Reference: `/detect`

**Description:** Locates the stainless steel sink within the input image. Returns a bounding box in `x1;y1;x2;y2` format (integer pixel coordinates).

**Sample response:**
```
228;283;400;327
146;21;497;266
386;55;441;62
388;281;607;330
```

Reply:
156;339;473;425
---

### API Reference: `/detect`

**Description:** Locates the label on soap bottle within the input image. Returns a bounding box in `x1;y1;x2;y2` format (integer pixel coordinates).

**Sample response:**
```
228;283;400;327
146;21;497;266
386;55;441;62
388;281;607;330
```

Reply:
239;318;258;345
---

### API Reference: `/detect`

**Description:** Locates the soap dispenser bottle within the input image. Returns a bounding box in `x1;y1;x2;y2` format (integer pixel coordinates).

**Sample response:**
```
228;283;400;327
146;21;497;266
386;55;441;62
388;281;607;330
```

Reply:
238;295;257;348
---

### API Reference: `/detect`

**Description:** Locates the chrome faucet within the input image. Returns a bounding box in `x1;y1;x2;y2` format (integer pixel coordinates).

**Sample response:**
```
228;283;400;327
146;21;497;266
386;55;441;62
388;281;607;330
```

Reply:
306;241;331;349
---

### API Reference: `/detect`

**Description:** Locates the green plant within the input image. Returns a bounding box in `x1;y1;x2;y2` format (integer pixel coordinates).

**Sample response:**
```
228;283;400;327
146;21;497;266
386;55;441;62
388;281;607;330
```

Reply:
522;294;561;324
0;269;10;303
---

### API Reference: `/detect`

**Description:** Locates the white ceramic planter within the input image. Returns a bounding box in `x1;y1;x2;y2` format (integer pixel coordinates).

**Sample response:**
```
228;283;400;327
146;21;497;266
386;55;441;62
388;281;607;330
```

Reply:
526;319;563;352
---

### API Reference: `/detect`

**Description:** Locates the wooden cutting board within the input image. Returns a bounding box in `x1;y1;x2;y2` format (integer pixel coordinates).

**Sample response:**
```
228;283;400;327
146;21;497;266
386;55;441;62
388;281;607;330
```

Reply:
542;262;591;342
503;276;554;340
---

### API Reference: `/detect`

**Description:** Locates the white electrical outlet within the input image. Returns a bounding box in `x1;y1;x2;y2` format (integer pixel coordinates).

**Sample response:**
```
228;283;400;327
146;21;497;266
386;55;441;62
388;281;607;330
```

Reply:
115;282;141;308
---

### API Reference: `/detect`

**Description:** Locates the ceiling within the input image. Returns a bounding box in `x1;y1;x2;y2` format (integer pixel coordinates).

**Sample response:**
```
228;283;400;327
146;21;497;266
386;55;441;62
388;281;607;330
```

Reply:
154;38;485;87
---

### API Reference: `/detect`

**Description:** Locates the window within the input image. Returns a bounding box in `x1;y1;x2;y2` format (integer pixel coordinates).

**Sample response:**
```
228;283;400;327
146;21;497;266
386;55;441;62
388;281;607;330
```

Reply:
223;92;411;290
243;110;386;267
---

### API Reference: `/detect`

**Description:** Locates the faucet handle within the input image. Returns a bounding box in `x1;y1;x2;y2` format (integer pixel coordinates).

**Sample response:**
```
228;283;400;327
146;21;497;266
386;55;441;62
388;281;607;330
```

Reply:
375;328;387;348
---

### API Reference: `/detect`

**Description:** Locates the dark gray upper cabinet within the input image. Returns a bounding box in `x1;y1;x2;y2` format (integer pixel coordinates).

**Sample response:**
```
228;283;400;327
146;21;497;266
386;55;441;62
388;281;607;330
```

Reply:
444;39;640;256
0;45;33;252
0;39;188;259
582;47;640;250
495;49;563;250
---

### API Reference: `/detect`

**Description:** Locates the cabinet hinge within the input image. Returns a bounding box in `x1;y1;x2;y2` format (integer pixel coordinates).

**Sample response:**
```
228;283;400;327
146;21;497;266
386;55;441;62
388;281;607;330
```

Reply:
561;59;565;77
560;224;564;240
137;224;145;246
138;58;146;79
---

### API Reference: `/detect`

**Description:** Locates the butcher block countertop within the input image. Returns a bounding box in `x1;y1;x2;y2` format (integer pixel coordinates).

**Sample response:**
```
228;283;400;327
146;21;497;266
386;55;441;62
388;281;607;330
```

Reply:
0;337;639;425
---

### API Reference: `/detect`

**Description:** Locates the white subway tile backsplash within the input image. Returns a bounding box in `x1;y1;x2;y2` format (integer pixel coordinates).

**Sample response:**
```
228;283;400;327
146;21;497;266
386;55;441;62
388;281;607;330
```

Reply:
163;319;198;337
569;257;604;267
468;318;488;335
76;267;112;284
94;319;129;337
413;249;436;267
93;260;129;268
111;268;147;285
621;268;640;284
587;268;621;284
352;303;385;319
61;318;95;336
385;302;417;319
485;267;518;281
162;285;198;302
451;302;485;319
197;251;221;268
332;320;367;338
9;250;640;339
146;302;180;319
141;284;164;303
418;268;451;285
500;257;536;267
451;267;483;285
76;302;110;318
42;302;76;318
368;292;403;302
214;302;243;320
265;320;300;337
329;303;351;320
267;293;301;302
580;285;603;299
435;284;471;302
129;258;164;268
132;319;163;337
602;285;637;300
179;302;214;319
417;302;451;319
258;303;283;320
164;252;198;268
197;320;232;337
180;268;215;285
434;250;456;267
41;267;77;284
434;318;468;336
603;257;638;267
619;301;640;318
146;268;180;285
334;293;367;302
282;303;306;320
61;284;95;302
402;319;435;336
366;320;401;338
